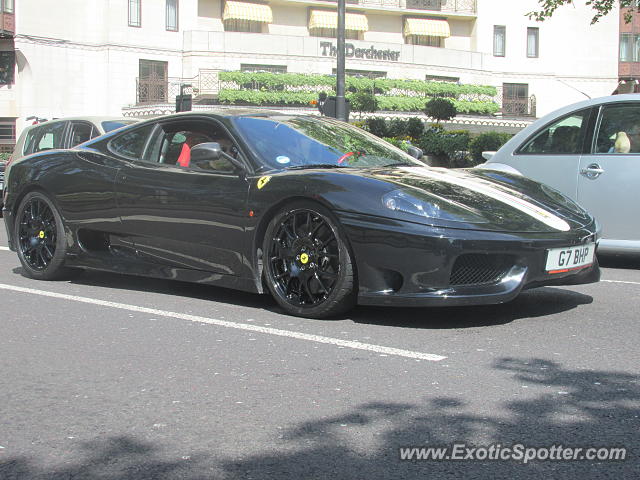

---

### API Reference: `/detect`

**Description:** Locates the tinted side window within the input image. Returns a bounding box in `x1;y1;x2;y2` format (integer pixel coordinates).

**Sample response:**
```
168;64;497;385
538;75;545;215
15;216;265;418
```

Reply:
23;128;39;155
109;124;155;159
32;122;67;154
594;104;640;153
518;109;589;155
69;122;94;147
146;121;240;173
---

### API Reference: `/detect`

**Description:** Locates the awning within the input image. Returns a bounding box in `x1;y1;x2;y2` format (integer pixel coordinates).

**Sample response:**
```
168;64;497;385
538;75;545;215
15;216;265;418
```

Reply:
308;10;369;32
223;1;273;23
404;18;450;37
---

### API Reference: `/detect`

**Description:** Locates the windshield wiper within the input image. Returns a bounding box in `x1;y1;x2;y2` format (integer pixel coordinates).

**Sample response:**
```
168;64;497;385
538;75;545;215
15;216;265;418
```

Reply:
286;164;351;170
380;161;418;168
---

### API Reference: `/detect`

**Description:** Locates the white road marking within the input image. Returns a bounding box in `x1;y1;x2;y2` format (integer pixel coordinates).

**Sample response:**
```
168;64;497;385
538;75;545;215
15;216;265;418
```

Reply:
602;279;640;286
0;282;447;362
0;246;9;251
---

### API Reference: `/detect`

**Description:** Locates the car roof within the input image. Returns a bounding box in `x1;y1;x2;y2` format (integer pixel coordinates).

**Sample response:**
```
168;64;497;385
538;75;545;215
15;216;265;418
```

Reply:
28;115;134;125
21;116;136;132
535;94;640;125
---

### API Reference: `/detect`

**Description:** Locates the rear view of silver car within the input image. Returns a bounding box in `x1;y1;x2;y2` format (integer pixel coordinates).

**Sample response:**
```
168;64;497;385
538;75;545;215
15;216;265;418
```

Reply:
480;94;640;255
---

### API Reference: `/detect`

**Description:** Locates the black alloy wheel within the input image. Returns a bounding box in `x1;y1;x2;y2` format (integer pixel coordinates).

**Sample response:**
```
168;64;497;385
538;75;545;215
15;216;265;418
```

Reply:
15;191;76;280
263;202;356;318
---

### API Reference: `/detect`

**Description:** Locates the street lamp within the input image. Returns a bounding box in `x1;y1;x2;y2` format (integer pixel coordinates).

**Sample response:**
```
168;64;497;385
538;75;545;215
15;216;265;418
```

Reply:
335;0;347;122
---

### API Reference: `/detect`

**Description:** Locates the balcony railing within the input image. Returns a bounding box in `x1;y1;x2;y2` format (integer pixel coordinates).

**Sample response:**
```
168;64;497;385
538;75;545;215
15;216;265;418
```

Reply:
136;70;220;105
498;93;536;118
317;0;476;14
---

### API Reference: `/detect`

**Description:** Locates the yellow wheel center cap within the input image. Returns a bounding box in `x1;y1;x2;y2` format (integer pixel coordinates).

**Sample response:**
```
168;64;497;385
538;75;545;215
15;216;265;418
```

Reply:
299;253;309;264
38;230;45;239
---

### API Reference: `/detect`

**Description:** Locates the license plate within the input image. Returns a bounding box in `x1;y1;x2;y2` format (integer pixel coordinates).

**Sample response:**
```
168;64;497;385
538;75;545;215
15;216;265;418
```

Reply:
546;243;595;273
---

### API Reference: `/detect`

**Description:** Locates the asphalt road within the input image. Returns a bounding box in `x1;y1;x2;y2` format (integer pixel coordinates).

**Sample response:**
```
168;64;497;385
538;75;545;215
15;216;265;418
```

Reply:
0;216;638;479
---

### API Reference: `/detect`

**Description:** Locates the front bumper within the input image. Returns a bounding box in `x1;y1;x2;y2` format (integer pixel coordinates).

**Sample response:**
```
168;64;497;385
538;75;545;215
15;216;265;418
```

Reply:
337;211;600;307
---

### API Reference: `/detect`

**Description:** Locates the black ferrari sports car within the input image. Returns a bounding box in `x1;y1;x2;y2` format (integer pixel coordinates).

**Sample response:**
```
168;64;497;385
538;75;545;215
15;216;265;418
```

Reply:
2;111;600;318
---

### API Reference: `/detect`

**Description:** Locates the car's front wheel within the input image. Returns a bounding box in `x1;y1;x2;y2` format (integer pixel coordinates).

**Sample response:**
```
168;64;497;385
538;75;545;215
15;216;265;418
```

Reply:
15;191;77;280
263;201;356;318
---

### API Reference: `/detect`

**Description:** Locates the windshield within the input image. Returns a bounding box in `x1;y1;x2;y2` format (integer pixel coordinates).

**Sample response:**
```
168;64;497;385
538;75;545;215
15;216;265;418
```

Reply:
101;120;138;133
232;116;421;170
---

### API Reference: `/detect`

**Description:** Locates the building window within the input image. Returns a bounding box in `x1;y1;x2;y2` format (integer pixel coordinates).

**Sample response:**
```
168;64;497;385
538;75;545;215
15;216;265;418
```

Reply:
309;28;361;40
405;35;442;47
620;33;640;62
332;68;387;79
129;0;141;27
166;0;178;31
425;74;459;83
2;0;14;14
493;25;506;57
223;2;273;33
527;27;539;58
0;51;15;85
138;59;168;104
241;64;287;73
0;118;15;152
224;19;263;33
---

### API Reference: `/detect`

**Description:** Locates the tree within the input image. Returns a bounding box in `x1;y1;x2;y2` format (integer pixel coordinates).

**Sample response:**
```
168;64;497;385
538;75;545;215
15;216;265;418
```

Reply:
424;98;457;123
349;91;378;118
528;0;640;24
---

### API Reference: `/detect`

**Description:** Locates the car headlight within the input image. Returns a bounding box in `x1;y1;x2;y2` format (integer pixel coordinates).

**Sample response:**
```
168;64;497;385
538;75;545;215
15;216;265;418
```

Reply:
382;189;488;224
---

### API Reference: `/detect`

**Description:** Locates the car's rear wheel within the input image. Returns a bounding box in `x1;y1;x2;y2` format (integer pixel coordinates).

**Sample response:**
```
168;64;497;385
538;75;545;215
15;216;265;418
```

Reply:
263;201;356;318
15;191;76;280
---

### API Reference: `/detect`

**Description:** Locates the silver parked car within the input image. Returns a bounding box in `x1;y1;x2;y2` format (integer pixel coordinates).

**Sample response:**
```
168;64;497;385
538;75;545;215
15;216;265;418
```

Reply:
11;116;139;163
480;94;640;255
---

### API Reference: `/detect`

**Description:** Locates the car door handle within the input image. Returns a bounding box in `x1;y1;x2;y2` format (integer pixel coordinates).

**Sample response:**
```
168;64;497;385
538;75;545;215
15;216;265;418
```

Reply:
580;163;605;179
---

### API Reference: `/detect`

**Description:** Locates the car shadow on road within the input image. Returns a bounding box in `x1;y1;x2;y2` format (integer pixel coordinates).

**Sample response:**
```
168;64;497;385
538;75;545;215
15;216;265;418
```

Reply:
0;358;636;479
11;266;593;330
348;287;593;329
11;266;278;311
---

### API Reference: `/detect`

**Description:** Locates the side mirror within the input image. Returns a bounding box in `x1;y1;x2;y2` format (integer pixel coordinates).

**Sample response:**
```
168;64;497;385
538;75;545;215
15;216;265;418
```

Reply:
190;142;245;171
407;146;423;160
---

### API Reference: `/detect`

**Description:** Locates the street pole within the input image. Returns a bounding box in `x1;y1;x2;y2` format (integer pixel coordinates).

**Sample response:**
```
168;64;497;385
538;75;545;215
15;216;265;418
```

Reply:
336;0;347;122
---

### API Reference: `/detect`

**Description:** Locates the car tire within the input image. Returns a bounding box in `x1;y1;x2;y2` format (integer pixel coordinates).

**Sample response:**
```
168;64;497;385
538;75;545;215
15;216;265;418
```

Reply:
263;201;356;318
15;191;77;280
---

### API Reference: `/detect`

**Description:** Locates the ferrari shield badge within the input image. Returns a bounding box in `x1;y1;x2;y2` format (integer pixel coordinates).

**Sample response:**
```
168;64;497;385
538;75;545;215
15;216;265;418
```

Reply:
257;176;272;189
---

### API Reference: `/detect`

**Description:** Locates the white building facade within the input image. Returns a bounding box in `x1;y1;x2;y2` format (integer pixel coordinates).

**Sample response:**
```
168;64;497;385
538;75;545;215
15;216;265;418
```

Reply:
0;0;621;147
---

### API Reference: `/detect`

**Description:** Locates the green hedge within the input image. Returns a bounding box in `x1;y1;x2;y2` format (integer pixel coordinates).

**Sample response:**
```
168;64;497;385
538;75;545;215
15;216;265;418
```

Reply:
217;71;500;116
218;90;318;106
468;132;513;162
218;71;497;98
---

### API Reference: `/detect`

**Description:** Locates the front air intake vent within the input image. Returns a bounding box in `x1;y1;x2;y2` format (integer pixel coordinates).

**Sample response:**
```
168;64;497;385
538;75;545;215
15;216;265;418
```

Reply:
449;254;515;286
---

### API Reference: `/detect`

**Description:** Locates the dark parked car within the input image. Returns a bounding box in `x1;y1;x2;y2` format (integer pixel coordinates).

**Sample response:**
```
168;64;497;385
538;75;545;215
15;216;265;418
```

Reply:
2;111;600;318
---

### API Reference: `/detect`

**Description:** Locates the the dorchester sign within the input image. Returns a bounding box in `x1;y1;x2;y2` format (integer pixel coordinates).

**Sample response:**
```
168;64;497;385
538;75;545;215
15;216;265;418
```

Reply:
320;41;400;62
